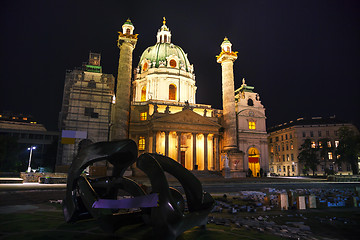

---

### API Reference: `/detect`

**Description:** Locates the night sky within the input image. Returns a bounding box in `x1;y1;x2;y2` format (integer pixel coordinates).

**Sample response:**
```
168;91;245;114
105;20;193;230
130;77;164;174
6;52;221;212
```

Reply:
1;0;359;131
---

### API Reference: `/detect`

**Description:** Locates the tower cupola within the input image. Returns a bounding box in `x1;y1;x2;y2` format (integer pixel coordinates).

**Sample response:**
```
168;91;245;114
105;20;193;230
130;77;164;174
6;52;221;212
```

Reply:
122;19;135;35
221;37;232;52
156;17;172;43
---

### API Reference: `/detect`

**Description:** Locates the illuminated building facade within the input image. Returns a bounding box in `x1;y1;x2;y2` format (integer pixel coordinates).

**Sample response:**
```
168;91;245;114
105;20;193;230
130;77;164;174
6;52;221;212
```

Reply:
57;19;269;177
268;117;358;176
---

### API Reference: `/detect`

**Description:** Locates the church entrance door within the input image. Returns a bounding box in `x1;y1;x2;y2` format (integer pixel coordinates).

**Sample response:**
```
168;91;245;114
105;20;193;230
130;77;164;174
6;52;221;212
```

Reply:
248;147;260;177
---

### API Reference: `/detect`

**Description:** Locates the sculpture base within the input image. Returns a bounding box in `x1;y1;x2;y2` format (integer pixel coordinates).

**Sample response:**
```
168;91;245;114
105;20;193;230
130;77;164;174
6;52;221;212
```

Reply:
222;169;246;178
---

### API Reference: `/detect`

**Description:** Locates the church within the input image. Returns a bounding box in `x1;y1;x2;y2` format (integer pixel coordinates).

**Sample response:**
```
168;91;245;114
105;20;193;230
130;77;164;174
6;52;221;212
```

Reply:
57;19;268;178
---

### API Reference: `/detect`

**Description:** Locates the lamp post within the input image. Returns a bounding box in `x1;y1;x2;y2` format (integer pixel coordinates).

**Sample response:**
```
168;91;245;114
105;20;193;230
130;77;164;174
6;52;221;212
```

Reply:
26;146;36;172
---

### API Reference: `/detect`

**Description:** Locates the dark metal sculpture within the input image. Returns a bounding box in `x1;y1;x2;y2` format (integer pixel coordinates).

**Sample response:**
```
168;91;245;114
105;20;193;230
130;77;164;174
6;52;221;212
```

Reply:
63;139;214;239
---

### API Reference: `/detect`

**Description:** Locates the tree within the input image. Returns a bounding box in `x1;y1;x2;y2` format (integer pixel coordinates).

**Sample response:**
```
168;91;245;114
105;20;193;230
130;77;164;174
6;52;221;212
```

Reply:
0;135;20;172
336;126;360;174
298;138;319;176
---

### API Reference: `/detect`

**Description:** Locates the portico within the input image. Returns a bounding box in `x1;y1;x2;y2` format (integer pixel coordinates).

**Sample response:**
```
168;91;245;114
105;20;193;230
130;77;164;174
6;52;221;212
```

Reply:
130;105;221;171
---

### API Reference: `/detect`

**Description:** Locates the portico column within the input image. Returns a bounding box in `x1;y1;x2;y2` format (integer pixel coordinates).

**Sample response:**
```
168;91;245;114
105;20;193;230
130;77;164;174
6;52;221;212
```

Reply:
165;131;169;157
152;131;157;153
177;132;182;163
192;133;197;170
204;133;208;171
214;135;219;171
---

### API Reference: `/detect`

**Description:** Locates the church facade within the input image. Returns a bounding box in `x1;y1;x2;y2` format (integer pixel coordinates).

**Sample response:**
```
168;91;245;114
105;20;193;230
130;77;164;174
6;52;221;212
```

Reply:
57;19;269;177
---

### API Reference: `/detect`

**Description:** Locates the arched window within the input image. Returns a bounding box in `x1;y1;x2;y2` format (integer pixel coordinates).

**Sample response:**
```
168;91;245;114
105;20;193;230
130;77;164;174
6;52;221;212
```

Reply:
164;35;167;43
138;136;145;151
160;35;162;43
126;28;130;35
169;84;176;100
141;86;146;102
248;98;254;106
142;62;148;72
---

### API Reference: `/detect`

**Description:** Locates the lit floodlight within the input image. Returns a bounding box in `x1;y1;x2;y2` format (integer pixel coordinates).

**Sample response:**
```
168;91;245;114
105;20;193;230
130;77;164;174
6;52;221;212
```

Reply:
26;146;36;172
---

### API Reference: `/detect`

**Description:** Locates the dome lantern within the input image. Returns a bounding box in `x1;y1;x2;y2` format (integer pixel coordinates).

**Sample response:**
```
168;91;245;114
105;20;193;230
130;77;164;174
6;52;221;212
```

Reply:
157;17;172;43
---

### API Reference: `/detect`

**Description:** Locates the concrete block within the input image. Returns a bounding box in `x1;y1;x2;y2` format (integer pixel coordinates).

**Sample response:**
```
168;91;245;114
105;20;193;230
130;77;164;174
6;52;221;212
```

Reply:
280;193;288;210
308;195;316;209
297;196;306;210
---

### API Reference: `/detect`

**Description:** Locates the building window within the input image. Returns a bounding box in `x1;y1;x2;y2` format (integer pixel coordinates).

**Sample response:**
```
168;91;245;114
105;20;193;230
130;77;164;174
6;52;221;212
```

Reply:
286;154;289;161
302;132;306;137
276;136;279;142
291;153;294;161
169;59;177;68
310;131;314;137
270;146;274;153
335;140;339;148
326;131;330;136
248;121;256;130
283;166;286;172
141;86;146;102
142;62;148;72
138;136;145;151
334;130;338;136
281;143;284;151
84;107;98;118
169;84;177;100
290;141;294;150
286;144;289;151
318;141;323;148
278;166;281;172
126;28;130;35
282;155;285;162
285;134;288;140
88;80;96;88
318;131;322;137
327;141;332;148
311;141;316;148
290;134;293;139
247;98;254;106
140;112;147;121
281;135;284;141
292;165;295;172
269;138;273;143
328;152;333;160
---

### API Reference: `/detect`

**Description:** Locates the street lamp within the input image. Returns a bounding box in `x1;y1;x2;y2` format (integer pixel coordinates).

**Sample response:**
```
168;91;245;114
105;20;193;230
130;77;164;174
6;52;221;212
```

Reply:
26;146;36;172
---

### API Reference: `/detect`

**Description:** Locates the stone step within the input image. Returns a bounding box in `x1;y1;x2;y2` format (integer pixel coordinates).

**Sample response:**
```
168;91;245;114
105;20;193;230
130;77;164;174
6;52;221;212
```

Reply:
0;178;24;184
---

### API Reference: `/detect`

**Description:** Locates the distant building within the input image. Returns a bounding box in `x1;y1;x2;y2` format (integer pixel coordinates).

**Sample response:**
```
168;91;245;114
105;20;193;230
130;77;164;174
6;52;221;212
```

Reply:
57;53;115;166
0;112;59;171
267;117;358;176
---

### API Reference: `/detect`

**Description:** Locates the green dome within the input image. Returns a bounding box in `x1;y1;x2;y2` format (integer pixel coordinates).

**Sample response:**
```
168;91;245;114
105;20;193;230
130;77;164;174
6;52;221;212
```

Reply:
138;42;191;73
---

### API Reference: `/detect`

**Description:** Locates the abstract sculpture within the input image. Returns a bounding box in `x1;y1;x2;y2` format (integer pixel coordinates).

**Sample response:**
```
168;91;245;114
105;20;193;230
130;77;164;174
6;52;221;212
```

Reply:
63;139;214;239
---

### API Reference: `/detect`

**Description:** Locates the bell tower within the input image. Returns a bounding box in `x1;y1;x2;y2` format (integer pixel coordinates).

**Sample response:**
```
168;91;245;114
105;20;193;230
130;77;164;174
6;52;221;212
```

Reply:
217;37;245;178
110;19;138;140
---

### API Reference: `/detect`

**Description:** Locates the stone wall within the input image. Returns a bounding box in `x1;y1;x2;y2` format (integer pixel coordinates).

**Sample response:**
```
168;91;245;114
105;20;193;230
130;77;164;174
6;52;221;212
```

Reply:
20;172;67;183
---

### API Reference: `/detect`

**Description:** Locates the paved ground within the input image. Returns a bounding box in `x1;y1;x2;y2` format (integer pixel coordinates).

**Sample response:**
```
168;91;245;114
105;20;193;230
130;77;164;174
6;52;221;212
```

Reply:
0;177;359;239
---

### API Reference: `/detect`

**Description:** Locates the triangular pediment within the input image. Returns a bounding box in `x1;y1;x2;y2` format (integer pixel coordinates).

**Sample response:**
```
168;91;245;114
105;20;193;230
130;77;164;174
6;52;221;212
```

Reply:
150;109;221;133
